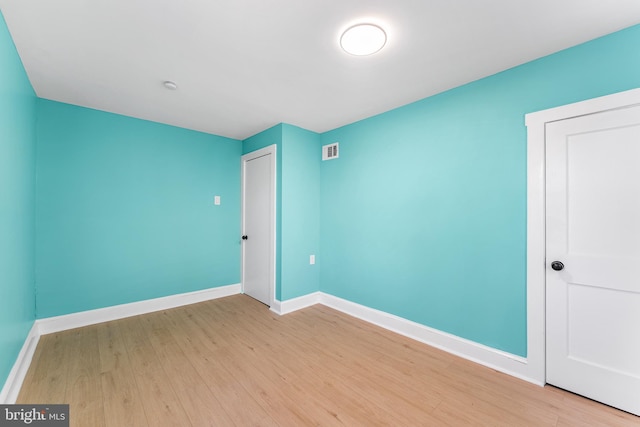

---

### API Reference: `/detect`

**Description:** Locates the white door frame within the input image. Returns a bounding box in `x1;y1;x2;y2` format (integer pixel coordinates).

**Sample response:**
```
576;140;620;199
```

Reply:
241;144;277;307
525;87;640;385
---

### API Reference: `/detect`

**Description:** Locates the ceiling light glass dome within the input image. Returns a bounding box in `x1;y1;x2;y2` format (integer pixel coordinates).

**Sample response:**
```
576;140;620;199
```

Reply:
340;24;387;56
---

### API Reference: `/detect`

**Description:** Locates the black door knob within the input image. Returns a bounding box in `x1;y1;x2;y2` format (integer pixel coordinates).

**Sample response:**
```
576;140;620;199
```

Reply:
551;261;564;271
241;235;248;240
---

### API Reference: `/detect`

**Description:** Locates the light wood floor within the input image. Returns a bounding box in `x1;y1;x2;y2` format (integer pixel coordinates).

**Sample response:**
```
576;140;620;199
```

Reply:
18;294;638;426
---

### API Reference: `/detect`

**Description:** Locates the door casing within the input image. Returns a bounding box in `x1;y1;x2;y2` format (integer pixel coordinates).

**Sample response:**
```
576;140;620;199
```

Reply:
525;87;640;385
241;144;277;307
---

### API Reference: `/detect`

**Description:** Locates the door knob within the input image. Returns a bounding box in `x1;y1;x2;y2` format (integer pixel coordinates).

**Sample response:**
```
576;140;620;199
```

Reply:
551;261;564;271
241;235;248;240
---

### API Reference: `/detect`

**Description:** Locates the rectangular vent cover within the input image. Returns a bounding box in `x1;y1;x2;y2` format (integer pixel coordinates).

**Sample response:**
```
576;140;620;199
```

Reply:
322;142;339;161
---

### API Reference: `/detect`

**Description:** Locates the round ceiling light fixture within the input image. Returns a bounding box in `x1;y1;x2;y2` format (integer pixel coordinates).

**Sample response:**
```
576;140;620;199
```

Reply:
340;23;387;56
163;80;178;90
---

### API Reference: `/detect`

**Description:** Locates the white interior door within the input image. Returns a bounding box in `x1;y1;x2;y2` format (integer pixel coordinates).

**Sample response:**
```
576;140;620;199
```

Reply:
241;146;276;306
545;105;640;416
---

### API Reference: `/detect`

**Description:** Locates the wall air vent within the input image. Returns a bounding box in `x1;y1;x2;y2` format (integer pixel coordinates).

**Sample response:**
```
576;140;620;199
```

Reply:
322;142;339;161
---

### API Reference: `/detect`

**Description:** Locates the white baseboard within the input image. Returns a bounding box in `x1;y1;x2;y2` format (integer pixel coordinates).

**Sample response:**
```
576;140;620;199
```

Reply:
3;285;540;405
272;292;542;386
269;300;282;314
270;292;321;315
37;283;241;335
0;323;41;404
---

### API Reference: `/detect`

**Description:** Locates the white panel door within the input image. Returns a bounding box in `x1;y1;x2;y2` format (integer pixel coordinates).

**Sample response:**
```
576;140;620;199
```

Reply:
546;105;640;416
241;147;275;306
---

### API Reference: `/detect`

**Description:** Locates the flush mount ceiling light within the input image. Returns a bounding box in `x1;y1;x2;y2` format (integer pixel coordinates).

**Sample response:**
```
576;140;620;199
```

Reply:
163;80;178;90
340;23;387;56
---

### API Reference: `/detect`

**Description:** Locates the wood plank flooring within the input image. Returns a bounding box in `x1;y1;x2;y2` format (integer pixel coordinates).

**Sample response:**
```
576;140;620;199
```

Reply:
17;294;639;426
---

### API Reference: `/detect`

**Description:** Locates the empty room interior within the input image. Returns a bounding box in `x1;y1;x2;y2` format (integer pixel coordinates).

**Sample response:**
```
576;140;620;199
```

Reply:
1;0;640;425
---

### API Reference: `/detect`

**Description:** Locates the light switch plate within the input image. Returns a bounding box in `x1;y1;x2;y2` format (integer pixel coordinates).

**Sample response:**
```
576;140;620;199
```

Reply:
310;255;315;265
214;196;221;205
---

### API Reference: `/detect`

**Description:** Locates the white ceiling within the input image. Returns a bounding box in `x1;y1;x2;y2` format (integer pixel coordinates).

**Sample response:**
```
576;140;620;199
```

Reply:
2;1;640;140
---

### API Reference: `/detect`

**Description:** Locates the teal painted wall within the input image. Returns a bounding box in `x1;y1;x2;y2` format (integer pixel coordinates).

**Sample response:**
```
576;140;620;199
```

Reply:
242;124;282;156
36;100;242;318
281;124;321;300
0;12;36;389
319;24;640;357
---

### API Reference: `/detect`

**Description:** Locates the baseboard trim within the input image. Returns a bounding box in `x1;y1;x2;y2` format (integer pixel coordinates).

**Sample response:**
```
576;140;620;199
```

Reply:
269;300;282;315
0;323;40;404
37;283;241;335
5;285;540;404
272;292;542;386
270;292;321;315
